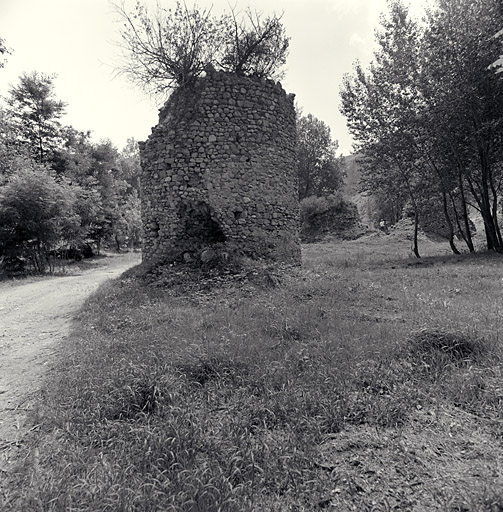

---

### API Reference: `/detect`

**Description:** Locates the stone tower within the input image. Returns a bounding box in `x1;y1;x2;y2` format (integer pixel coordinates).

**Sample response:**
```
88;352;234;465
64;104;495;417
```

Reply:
139;71;300;265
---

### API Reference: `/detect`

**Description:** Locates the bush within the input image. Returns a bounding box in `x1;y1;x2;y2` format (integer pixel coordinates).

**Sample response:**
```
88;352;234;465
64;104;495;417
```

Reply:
0;167;81;273
300;193;361;241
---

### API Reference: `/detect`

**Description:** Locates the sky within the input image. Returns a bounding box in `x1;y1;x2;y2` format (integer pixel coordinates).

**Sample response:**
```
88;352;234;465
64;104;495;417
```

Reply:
0;0;431;155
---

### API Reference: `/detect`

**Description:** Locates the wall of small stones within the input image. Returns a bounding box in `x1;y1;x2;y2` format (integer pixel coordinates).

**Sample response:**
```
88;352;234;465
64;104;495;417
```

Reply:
139;71;300;265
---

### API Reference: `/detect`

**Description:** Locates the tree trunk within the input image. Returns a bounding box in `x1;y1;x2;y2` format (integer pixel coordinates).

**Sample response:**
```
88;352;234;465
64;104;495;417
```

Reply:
441;188;460;255
478;141;502;251
466;171;500;252
412;210;420;258
490;182;503;249
447;141;474;252
457;174;474;252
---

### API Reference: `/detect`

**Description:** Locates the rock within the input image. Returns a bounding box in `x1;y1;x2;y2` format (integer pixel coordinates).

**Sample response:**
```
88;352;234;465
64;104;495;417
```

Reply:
200;249;216;263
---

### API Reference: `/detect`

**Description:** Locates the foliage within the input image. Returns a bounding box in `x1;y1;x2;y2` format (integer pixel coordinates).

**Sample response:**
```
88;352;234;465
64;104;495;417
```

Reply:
115;1;224;93
7;71;66;163
220;9;289;80
0;72;142;269
421;0;503;252
113;189;142;250
0;167;80;272
341;0;425;257
297;112;345;200
340;0;503;256
0;36;10;68
49;128;143;253
300;193;344;223
0;107;32;184
300;193;360;241
114;1;289;94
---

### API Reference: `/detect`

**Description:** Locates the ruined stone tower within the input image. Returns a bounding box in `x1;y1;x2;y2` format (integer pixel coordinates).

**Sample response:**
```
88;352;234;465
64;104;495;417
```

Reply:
139;71;300;265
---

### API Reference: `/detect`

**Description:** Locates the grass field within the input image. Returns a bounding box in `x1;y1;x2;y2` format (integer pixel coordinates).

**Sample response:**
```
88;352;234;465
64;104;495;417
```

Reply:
3;230;503;511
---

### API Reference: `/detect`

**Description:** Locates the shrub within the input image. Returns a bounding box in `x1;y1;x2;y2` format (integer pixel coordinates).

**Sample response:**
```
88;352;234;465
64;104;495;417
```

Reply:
0;167;81;272
300;193;361;241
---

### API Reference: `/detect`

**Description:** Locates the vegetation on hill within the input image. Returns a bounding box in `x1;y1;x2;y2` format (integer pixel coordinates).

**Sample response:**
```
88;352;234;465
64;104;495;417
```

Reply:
3;232;502;511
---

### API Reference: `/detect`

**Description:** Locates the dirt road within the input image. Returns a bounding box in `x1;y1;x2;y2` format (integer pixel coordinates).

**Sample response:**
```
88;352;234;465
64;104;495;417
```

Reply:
0;253;140;471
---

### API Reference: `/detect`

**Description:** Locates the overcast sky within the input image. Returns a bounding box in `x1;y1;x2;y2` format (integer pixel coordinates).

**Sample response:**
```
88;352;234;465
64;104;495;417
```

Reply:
0;0;431;155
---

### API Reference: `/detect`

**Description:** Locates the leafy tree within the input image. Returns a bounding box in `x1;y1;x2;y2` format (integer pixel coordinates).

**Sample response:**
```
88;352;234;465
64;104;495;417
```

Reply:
0;167;80;272
0;37;10;68
341;0;503;256
421;0;503;252
0;69;142;267
117;137;141;192
297;112;345;200
0;107;32;183
113;189;142;250
114;1;289;95
7;72;66;163
341;0;427;257
50;128;142;253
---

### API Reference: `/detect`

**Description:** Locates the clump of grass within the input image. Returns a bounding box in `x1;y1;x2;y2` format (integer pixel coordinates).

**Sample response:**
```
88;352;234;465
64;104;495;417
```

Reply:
177;355;249;387
406;327;486;363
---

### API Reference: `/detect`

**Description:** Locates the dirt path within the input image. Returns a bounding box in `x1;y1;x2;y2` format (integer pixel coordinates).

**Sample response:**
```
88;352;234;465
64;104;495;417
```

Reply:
0;253;140;471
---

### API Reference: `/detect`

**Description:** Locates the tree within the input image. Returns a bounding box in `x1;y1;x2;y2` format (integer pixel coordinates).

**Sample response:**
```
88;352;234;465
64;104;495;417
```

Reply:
341;0;427;257
297;112;345;200
49;129;142;253
114;1;289;95
220;9;289;80
117;137;141;192
341;0;503;256
0;37;10;68
421;0;503;252
7;72;66;163
0;107;33;183
113;189;142;250
0;167;80;272
115;1;224;93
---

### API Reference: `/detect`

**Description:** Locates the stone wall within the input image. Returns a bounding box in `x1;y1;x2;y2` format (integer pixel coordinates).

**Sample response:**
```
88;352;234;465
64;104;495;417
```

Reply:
139;71;300;265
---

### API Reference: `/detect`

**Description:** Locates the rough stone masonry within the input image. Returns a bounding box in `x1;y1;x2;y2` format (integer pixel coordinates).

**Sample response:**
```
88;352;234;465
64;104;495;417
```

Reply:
139;70;301;265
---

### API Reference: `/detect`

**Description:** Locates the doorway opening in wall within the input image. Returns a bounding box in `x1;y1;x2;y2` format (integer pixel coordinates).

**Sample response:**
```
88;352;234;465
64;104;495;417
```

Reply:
181;201;226;244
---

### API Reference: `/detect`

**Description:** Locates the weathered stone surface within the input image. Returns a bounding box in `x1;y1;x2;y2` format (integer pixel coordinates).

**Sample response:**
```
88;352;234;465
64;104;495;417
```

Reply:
139;71;300;265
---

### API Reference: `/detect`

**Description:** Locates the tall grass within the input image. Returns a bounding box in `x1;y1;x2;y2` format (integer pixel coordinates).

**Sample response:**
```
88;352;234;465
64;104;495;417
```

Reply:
3;236;503;511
